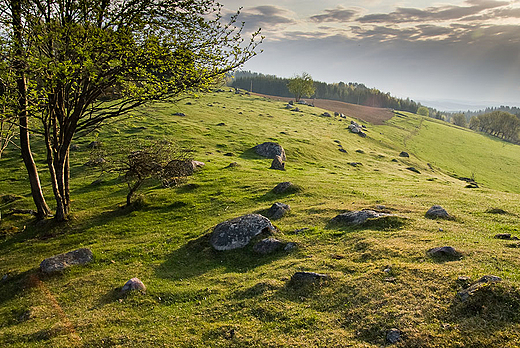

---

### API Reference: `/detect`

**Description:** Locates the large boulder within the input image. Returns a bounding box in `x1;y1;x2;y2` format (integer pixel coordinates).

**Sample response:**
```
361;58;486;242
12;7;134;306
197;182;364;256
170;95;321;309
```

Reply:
254;142;286;161
425;205;451;219
210;214;275;251
40;248;93;274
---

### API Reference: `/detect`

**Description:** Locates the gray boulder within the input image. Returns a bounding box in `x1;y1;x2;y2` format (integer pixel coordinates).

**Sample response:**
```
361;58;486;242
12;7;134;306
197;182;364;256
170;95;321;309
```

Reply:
270;155;285;170
425;205;451;219
254;142;286;161
427;246;462;260
330;210;394;226
268;202;290;220
121;278;146;294
40;248;93;274
210;214;275;251
253;238;285;254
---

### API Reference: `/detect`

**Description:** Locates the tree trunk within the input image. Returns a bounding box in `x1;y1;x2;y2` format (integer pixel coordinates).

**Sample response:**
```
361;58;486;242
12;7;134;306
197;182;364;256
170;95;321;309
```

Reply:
12;0;51;219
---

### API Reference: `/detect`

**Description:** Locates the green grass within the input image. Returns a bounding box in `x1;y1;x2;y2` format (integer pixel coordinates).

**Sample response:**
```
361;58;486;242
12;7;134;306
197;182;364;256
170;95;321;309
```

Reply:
1;90;520;347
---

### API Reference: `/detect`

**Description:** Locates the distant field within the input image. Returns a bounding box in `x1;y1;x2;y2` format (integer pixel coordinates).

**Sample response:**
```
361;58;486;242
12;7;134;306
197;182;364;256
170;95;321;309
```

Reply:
253;92;395;124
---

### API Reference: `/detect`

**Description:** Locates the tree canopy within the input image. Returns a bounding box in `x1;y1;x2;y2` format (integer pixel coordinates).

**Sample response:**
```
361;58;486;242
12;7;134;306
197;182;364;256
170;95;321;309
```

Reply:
287;72;315;102
0;0;261;220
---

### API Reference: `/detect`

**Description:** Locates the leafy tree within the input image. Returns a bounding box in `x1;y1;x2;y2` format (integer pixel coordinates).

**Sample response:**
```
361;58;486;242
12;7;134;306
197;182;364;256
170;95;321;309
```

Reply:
287;72;315;102
469;116;480;130
0;0;261;220
417;106;429;117
452;113;467;128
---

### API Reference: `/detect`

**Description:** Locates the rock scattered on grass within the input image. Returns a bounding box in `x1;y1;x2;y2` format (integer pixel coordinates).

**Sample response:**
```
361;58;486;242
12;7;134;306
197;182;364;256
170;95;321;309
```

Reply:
225;162;240;168
386;328;402;344
254;142;286;161
425;205;451;219
87;141;101;149
267;202;290;220
272;182;301;194
289;272;330;288
330;210;402;227
339;148;347;153
270;155;285;171
427;246;462;260
40;248;93;274
486;208;509;215
121;278;146;294
399;151;409;157
348;162;363;167
210;214;275;251
406;166;420;174
253;238;285;255
457;275;502;302
494;233;519;240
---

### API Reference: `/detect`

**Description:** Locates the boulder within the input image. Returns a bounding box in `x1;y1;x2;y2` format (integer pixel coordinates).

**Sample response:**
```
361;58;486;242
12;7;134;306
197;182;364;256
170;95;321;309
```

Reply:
458;275;502;302
427;246;462;260
322;112;331;117
272;181;300;194
267;202;290;220
289;272;330;288
330;210;394;226
253;238;285;254
173;112;185;116
425;205;451;219
406;167;420;174
254;142;286;161
270;155;285;171
121;278;146;294
40;248;93;274
399;151;409;157
210;214;275;251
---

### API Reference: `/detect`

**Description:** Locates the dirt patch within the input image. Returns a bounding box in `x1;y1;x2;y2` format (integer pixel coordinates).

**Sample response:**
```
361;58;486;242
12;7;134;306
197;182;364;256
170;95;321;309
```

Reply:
253;93;395;125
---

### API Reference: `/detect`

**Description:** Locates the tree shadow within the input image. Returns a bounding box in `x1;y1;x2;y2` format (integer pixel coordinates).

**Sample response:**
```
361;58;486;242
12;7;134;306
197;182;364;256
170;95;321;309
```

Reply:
238;148;264;160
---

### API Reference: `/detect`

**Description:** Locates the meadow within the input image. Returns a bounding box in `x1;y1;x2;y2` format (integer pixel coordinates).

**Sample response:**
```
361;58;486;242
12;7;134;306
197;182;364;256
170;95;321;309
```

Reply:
1;90;520;347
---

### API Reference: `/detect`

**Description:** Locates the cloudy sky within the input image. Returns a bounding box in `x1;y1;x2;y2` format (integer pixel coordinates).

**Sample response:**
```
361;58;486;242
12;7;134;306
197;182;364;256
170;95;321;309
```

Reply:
219;0;520;109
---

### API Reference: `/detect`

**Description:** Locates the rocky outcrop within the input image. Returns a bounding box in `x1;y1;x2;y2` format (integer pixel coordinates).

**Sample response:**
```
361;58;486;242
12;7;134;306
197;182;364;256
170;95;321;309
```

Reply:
254;142;286;161
40;248;93;274
210;214;275;251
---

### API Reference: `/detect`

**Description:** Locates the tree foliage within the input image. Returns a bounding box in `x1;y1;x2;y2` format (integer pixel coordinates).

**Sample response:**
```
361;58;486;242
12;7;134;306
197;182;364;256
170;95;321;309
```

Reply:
287;72;315;102
417;106;429;117
475;111;520;143
0;0;261;220
452;113;467;128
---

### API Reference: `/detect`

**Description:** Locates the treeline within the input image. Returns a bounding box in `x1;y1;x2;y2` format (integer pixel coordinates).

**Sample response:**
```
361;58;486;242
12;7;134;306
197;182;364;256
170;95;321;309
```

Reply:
230;71;420;113
468;111;520;143
464;106;520;118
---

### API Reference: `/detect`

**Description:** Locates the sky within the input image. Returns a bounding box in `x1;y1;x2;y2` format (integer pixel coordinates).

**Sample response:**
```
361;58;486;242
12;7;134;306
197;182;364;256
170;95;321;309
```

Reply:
218;0;520;109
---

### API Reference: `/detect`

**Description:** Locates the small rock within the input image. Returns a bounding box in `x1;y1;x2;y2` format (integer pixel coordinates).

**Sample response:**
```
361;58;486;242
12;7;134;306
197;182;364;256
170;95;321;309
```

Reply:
425;205;451;219
40;248;94;274
494;233;512;240
121;278;146;294
406;166;420;174
386;328;402;344
339;148;347;153
322;112;331;117
284;242;297;252
224;152;234;157
226;162;240;168
270;155;285;170
427;246;462;260
253;238;284;254
355;149;365;154
334;140;341;144
399;151;409;158
391;159;398;162
216;122;226;126
289;272;330;288
173;112;185;116
267;202;291;220
348;162;363;167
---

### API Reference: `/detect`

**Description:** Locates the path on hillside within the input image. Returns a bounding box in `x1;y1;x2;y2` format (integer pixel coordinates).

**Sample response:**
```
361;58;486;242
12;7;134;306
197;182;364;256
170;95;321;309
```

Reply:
252;93;395;125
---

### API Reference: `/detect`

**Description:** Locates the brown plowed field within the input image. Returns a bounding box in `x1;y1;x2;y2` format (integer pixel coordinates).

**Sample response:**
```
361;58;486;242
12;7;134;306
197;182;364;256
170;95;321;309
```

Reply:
253;93;395;125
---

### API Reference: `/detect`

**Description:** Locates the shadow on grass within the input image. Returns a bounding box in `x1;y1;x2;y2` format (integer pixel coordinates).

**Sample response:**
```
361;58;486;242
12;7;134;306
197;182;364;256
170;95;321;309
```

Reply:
155;232;286;281
325;216;408;232
238;147;264;160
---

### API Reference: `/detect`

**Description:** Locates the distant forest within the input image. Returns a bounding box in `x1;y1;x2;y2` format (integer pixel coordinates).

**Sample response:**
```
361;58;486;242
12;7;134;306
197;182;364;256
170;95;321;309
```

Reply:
229;71;421;113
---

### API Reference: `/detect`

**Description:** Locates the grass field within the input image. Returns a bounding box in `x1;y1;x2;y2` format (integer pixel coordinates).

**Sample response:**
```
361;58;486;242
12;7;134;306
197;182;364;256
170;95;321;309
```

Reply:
1;90;520;347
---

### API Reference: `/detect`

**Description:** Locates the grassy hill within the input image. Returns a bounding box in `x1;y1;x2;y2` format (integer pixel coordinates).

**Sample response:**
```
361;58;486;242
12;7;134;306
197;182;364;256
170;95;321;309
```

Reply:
1;91;520;347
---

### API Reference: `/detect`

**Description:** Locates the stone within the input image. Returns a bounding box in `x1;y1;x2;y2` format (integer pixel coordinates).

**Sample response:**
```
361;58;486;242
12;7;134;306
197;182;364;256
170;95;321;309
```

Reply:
458;275;502;302
224;152;234;157
322;112;331;117
253;238;284;254
289;272;330;288
87;141;101;149
270;155;285;170
358;131;367;138
399;151;409;157
226;162;240;168
339;148;347;153
216;122;226;126
425;205;451;219
40;248;93;274
494;233;512;239
173;112;185;116
330;210;394;226
284;242;297;251
334;112;340;116
406;166;420;174
272;181;299;194
427;246;462;260
254;142;286;161
268;202;290;220
355;149;365;154
386;328;402;344
121;278;146;294
348;162;363;167
210;214;275;251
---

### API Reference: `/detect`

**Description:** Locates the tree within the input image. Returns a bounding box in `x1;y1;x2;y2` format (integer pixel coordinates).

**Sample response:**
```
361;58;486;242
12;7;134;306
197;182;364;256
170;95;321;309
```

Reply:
0;0;261;220
452;113;467;128
469;116;480;130
287;72;315;102
417;106;429;117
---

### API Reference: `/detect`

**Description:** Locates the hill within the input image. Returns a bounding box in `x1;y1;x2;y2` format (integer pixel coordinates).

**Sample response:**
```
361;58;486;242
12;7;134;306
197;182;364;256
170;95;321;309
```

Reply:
1;90;520;347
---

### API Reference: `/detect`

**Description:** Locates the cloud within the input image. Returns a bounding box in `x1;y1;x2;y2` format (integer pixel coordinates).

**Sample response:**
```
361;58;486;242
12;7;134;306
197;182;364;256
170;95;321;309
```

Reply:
238;5;296;31
310;6;358;23
357;0;509;23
